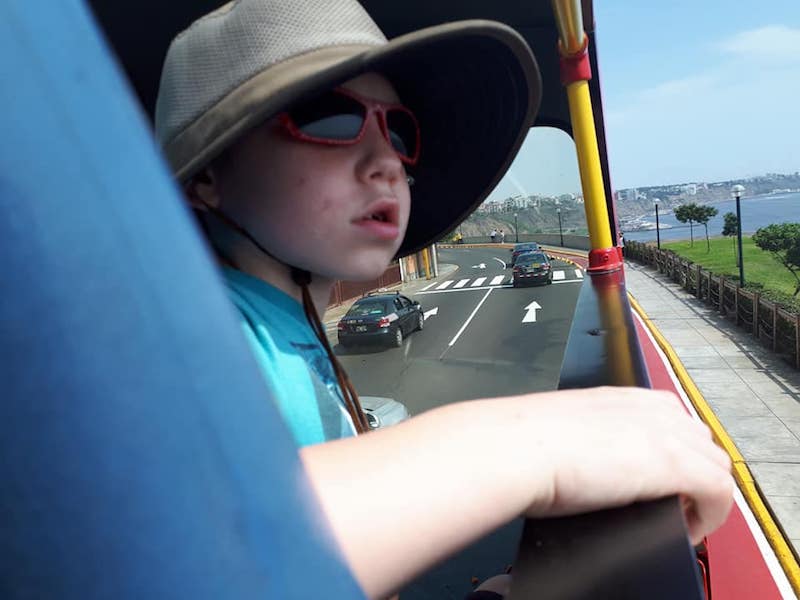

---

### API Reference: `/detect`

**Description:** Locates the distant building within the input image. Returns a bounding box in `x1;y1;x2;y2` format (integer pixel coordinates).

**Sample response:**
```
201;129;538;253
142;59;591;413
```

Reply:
614;189;638;204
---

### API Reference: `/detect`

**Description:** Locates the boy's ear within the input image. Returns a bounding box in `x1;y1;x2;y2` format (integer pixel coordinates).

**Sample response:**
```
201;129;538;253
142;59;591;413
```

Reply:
184;168;221;211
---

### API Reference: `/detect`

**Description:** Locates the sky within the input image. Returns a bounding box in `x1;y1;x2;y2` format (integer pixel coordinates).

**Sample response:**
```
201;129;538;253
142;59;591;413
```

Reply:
486;0;800;201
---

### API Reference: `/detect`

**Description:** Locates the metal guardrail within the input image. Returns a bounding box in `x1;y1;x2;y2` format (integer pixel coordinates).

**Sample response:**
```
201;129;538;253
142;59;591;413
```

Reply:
627;241;800;369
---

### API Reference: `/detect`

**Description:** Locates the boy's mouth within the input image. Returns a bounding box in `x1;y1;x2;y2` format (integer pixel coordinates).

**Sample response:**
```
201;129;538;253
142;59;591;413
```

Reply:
353;200;401;240
356;200;399;226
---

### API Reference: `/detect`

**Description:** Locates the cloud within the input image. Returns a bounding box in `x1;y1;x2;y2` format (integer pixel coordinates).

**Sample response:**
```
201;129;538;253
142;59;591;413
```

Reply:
604;26;800;187
715;25;800;64
637;74;718;102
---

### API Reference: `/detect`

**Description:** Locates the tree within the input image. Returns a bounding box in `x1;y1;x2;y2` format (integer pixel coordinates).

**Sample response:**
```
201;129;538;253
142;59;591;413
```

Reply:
752;223;800;296
673;204;696;246
693;205;718;251
722;212;739;263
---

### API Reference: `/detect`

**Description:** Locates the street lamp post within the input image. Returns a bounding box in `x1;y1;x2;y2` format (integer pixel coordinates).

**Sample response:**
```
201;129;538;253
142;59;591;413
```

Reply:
653;198;661;249
556;207;564;247
514;213;519;243
731;184;745;286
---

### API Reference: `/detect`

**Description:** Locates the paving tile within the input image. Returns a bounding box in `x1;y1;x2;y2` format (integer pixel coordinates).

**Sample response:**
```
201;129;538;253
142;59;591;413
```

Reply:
722;417;800;461
750;463;800;496
746;379;795;397
761;496;800;540
665;336;715;349
698;380;756;397
669;345;721;358
723;355;765;370
714;344;753;357
736;370;782;384
705;395;773;419
760;395;800;420
682;355;735;369
686;369;741;383
783;419;800;439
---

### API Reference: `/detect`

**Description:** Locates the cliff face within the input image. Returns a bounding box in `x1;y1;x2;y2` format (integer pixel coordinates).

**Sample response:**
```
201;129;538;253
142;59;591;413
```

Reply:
456;205;587;237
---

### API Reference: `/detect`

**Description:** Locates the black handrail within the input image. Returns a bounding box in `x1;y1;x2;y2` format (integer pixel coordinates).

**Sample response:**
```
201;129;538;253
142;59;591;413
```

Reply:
509;270;705;599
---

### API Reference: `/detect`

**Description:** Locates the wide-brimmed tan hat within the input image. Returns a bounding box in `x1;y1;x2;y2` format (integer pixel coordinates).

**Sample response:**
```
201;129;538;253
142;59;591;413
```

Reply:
155;0;541;257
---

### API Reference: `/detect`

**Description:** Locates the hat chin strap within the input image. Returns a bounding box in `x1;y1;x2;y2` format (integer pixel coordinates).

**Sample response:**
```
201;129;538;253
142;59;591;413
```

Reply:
201;205;369;434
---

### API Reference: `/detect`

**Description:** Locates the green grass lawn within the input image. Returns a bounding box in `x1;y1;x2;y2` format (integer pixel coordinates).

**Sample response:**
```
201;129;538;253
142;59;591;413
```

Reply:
662;235;800;300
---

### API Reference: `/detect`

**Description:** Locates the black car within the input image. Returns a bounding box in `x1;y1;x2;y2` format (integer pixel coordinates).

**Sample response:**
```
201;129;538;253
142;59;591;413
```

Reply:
337;292;424;348
512;252;553;286
509;242;541;267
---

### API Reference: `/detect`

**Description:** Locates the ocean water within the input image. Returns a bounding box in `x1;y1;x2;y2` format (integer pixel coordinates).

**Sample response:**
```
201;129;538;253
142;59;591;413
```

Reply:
624;192;800;243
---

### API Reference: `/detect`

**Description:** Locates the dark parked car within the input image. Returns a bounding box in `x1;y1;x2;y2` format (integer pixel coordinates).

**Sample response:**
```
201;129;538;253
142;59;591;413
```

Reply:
512;251;553;286
509;242;541;267
337;292;424;348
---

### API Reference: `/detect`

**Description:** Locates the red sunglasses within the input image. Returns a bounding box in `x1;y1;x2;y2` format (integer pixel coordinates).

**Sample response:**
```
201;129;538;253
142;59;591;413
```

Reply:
278;87;421;165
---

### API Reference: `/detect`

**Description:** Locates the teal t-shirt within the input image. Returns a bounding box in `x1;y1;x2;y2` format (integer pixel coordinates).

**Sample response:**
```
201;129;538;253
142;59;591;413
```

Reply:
223;268;356;446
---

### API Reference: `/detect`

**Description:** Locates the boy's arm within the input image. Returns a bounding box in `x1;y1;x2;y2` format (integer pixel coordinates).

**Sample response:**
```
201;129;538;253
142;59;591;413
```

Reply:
301;387;733;600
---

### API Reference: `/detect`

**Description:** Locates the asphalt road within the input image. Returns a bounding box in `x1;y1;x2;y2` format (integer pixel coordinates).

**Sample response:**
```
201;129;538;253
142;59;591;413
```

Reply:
329;246;584;599
333;246;583;412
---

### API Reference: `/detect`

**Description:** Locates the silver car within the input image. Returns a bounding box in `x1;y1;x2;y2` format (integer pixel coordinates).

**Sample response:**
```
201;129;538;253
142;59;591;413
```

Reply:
360;396;411;430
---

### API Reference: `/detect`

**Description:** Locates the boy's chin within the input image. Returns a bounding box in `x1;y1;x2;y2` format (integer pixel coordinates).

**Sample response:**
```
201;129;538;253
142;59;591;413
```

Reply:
334;259;394;282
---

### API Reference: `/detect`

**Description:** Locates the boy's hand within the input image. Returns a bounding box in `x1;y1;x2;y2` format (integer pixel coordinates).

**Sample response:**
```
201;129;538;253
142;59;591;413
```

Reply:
514;387;733;545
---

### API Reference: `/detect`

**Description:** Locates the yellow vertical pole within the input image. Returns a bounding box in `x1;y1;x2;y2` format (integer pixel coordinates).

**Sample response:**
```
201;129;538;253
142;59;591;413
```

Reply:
551;0;619;269
422;247;431;280
566;80;613;250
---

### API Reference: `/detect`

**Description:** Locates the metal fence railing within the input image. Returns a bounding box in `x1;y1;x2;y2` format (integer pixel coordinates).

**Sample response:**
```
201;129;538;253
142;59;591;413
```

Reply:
626;241;800;370
328;263;402;307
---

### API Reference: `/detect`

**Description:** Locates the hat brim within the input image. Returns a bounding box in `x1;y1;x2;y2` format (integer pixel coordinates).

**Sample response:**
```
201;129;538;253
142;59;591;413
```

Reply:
163;20;541;257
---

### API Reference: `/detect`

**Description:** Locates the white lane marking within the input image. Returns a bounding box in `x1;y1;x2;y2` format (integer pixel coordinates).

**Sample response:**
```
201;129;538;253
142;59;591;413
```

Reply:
522;301;542;323
575;269;584;279
471;277;486;287
454;279;470;288
492;257;507;269
420;281;437;291
423;307;439;320
490;275;506;286
446;288;493;347
419;284;512;295
436;280;453;290
552;270;566;281
551;279;583;285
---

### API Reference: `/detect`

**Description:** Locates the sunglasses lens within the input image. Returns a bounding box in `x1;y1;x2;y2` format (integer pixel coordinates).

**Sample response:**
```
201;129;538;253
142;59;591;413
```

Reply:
386;110;418;159
289;92;365;140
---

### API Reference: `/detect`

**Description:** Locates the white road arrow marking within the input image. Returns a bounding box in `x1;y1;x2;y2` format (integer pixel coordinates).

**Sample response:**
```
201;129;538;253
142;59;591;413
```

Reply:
423;307;439;321
454;279;470;288
471;277;486;287
471;263;486;269
522;301;542;323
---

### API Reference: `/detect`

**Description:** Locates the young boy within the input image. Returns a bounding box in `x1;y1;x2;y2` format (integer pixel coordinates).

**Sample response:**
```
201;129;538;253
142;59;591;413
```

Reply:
155;1;734;597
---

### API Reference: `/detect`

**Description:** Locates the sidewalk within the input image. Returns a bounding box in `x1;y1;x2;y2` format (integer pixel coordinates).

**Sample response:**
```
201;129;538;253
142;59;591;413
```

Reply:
625;260;800;557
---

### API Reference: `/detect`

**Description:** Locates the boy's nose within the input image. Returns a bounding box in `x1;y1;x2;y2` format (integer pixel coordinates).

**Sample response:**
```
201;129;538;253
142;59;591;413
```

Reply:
357;115;405;185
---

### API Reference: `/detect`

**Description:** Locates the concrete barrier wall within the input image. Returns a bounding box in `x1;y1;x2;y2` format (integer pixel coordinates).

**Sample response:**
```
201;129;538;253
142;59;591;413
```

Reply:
459;233;591;250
